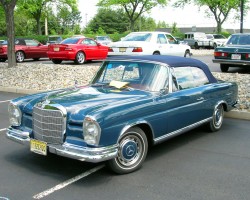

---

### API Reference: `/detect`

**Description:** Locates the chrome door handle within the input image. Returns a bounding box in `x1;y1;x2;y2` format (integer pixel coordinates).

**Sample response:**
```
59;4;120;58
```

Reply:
197;97;204;101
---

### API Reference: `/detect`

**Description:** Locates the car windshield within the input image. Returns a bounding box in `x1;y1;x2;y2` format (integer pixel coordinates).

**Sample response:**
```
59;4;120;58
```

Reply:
49;37;62;41
0;40;7;45
96;36;110;41
123;33;152;42
195;33;207;39
227;35;250;45
206;35;213;39
91;61;169;92
213;35;225;39
61;38;80;44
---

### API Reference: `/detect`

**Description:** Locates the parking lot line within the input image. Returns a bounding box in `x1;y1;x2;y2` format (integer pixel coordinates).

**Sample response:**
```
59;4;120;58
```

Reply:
0;100;10;103
33;164;105;199
0;128;7;133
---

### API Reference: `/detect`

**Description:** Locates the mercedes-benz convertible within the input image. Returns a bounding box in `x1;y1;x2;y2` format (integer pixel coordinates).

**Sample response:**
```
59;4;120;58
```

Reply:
6;55;238;174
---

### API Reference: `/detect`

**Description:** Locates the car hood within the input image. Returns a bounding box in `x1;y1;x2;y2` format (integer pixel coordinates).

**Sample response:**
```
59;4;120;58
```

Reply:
22;86;152;123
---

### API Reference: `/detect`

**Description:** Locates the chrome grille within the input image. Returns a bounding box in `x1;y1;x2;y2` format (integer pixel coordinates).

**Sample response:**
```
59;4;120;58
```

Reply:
33;105;66;144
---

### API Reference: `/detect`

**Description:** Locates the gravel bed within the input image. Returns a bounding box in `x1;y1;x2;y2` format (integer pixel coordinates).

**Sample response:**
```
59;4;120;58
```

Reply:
0;57;249;112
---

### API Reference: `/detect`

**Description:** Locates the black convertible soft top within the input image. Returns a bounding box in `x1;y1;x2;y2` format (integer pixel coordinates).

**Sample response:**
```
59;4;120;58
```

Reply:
106;55;218;83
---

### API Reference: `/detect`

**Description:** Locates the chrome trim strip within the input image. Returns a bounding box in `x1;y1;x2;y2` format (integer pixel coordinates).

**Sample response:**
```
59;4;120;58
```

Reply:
6;128;118;163
6;128;30;145
153;117;212;144
212;59;250;65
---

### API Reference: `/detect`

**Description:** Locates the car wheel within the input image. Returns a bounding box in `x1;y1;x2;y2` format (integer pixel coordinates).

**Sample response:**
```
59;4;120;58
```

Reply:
52;59;62;64
107;127;148;174
213;43;217;49
74;51;86;64
220;64;229;72
153;52;160;55
194;42;199;49
16;51;25;62
0;58;7;62
184;50;191;58
33;58;40;61
207;103;224;132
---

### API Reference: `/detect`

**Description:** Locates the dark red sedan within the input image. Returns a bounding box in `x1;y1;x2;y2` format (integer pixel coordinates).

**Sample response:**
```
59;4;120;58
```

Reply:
47;37;109;64
0;39;48;62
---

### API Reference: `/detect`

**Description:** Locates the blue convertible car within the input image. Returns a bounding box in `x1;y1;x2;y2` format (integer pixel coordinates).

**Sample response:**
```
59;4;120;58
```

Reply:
6;55;238;174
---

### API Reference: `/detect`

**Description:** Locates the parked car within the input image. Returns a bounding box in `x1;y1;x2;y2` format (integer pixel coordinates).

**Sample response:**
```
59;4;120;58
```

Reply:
6;55;238;174
184;32;213;49
213;33;250;72
95;36;112;46
47;37;108;64
108;31;191;57
0;38;48;62
206;34;228;48
0;40;5;44
46;35;63;45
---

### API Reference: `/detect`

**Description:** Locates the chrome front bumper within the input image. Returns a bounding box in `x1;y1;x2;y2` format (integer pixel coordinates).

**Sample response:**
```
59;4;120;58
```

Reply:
6;127;118;163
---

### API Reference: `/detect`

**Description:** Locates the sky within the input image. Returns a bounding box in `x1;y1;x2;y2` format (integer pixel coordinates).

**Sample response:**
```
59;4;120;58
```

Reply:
78;0;250;29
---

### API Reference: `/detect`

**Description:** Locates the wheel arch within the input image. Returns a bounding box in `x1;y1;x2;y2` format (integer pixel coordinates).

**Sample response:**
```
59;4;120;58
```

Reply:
153;50;160;55
215;100;227;111
119;121;154;147
16;50;26;58
76;50;86;59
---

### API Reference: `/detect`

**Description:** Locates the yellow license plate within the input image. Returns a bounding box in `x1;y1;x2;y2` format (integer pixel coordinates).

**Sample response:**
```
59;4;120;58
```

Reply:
119;47;126;52
30;139;47;156
54;47;59;51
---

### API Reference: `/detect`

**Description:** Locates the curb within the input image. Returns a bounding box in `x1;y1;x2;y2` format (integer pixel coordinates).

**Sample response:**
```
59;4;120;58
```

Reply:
0;86;45;94
224;110;250;121
1;86;249;121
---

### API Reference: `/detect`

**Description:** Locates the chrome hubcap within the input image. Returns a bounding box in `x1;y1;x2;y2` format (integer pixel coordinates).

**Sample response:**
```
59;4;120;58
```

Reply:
116;134;143;167
214;105;223;127
77;53;84;63
16;52;24;62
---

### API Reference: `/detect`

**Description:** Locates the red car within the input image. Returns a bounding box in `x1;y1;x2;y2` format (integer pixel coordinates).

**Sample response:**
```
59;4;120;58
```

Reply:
0;39;48;62
47;37;109;64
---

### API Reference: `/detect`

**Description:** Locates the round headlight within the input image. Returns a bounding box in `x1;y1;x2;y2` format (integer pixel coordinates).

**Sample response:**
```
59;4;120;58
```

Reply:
8;102;22;126
83;117;101;145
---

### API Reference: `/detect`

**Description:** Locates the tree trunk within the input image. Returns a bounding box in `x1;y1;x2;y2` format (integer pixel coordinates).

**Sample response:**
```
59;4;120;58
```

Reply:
36;18;42;35
0;0;17;68
216;22;222;33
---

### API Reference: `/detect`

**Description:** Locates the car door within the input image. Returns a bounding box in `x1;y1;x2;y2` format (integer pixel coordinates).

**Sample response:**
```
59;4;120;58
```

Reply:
81;38;100;59
166;67;211;133
156;34;184;56
24;39;47;58
153;66;211;139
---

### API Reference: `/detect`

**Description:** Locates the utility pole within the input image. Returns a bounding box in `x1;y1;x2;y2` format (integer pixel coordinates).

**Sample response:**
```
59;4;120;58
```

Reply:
45;17;48;36
240;0;244;33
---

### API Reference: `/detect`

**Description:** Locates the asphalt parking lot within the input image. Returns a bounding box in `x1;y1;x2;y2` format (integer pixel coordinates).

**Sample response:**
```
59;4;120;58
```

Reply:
0;92;250;200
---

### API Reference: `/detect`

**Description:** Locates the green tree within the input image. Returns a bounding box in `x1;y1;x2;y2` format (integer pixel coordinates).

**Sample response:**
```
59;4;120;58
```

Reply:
157;21;169;28
0;0;17;67
98;0;168;31
86;8;130;34
57;6;82;34
0;5;6;36
134;16;157;31
174;0;244;33
17;0;79;35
